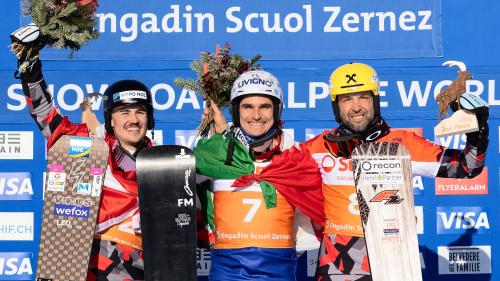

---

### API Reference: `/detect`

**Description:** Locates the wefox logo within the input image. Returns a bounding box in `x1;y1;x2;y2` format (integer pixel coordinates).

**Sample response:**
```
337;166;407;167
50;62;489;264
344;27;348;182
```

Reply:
0;172;33;200
436;207;490;234
54;204;90;218
0;252;33;280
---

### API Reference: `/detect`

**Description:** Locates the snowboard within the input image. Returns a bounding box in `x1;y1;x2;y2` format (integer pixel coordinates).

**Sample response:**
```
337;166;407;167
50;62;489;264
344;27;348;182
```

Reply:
351;142;422;281
136;145;197;281
37;135;109;281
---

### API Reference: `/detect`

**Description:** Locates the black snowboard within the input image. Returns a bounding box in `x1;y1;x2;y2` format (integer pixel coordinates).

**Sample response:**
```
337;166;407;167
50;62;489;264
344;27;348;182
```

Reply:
136;145;197;281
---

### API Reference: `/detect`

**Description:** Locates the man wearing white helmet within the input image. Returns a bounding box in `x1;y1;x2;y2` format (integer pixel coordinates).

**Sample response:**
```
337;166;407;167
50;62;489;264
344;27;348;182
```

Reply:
305;62;489;281
195;70;324;281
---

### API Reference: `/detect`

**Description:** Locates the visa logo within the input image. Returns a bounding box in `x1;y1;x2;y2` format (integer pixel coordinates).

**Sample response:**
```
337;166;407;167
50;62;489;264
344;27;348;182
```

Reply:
175;130;197;149
434;134;466;149
412;176;424;196
54;204;90;218
68;137;91;158
0;172;33;200
436;207;490;234
0;252;33;280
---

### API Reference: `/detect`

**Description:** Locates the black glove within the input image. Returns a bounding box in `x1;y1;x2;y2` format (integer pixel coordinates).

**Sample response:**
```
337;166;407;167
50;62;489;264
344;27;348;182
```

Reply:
452;93;489;144
11;23;46;79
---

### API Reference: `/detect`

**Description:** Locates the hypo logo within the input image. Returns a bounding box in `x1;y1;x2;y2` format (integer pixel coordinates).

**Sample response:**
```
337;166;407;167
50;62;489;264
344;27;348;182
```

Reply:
68;137;92;158
113;90;147;102
0;252;33;280
361;160;401;172
436;207;490;234
0;172;33;200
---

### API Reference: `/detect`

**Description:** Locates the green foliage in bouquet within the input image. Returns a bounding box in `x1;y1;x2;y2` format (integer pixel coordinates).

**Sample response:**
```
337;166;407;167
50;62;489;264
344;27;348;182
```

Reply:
11;0;99;62
27;0;99;51
174;43;261;136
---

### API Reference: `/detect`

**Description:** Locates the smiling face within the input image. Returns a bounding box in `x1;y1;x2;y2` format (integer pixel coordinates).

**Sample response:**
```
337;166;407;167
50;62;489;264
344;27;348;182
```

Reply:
239;95;275;137
337;91;375;133
110;104;148;152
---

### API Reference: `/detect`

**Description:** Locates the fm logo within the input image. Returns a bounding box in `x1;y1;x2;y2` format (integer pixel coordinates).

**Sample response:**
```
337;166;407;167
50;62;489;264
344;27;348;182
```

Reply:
0;252;33;280
436;207;490;234
370;190;403;204
0;172;33;200
178;198;194;207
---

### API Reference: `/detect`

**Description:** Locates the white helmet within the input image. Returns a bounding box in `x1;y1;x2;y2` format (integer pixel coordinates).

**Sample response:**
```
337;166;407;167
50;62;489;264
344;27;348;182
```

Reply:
230;70;283;128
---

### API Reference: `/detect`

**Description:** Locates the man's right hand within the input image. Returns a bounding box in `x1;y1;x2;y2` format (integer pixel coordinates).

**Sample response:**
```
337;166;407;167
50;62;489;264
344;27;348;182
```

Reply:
202;101;227;134
11;23;41;45
11;23;46;79
10;23;45;59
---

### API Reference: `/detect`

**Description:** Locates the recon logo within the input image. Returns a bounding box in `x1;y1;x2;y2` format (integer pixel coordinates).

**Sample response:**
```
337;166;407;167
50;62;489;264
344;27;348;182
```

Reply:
361;160;401;172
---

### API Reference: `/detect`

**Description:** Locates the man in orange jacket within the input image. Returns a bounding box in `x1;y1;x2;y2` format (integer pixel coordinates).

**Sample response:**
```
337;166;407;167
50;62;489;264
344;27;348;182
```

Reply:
306;63;489;281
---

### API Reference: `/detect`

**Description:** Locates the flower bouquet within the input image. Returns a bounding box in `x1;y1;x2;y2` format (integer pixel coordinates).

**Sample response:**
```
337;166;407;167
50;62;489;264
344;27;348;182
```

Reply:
174;43;261;137
11;0;99;64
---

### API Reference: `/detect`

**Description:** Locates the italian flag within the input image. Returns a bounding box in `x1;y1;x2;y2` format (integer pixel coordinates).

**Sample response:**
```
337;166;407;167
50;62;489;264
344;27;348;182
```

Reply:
194;133;325;228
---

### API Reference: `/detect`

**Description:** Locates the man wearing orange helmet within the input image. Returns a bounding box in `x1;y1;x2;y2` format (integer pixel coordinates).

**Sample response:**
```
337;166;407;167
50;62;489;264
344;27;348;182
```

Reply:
305;63;489;281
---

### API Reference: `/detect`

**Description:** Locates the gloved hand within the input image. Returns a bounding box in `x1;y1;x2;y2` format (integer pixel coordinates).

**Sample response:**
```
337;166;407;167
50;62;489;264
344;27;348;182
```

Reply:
10;23;46;79
450;93;489;142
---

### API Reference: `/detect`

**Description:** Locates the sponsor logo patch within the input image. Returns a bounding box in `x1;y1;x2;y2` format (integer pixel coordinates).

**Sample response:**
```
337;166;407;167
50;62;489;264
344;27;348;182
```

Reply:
0;172;33;200
438;246;491;274
46;172;66;192
436;207;489;234
76;182;92;195
435;168;488;195
0;252;33;280
0;212;33;241
68;137;92;158
53;204;90;218
0;131;33;160
113;90;147;102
